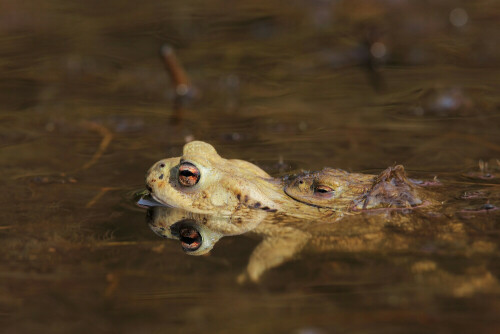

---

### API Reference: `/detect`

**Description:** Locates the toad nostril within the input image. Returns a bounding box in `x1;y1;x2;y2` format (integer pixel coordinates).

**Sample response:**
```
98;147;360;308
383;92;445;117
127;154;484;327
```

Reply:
159;163;166;168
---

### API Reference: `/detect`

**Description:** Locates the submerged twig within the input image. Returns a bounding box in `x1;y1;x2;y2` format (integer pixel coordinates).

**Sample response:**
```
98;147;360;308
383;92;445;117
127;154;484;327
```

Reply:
79;121;113;171
160;44;197;123
161;44;191;89
14;121;113;192
362;27;387;93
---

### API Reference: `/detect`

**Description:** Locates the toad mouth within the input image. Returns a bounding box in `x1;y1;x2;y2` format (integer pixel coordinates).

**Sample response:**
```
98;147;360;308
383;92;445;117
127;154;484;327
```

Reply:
136;192;173;208
150;192;174;208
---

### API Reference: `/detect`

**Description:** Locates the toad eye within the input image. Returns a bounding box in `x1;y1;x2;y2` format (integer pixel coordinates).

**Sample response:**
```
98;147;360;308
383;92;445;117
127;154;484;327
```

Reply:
178;162;200;187
179;226;202;251
314;185;334;197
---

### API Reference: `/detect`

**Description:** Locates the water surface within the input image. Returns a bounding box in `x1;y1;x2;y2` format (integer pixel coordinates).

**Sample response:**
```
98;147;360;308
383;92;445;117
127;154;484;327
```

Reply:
1;1;499;333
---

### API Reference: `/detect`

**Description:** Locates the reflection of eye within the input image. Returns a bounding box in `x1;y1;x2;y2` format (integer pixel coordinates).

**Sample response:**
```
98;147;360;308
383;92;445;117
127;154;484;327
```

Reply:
178;162;200;187
179;226;202;251
314;185;334;197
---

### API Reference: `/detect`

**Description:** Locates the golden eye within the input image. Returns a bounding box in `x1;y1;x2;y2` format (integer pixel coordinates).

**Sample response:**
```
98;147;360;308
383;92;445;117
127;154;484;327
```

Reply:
178;162;200;187
314;185;334;197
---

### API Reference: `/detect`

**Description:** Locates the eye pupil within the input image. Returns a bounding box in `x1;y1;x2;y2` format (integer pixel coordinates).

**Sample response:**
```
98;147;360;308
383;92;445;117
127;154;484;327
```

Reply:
180;170;195;177
315;185;334;194
179;226;202;251
178;163;200;186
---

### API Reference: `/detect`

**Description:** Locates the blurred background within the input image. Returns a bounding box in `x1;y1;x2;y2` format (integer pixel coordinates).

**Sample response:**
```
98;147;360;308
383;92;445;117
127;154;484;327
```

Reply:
0;0;499;333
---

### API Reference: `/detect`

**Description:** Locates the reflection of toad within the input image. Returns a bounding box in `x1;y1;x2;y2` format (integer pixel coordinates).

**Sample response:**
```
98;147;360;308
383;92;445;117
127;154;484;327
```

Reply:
146;205;499;296
146;205;266;255
145;141;436;218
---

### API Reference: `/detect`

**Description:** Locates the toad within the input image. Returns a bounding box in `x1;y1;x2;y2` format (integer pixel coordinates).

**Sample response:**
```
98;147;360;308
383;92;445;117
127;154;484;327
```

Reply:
284;165;433;211
146;141;436;217
145;141;331;217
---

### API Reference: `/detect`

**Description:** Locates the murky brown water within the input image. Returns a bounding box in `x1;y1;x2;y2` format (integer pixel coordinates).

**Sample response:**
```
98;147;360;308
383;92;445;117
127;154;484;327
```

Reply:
1;0;499;333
